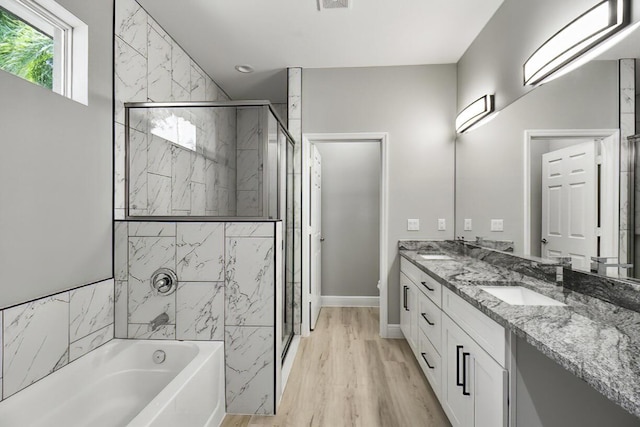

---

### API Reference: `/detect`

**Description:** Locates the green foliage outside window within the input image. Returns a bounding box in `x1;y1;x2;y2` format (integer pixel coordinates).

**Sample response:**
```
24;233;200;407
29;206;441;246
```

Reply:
0;7;53;89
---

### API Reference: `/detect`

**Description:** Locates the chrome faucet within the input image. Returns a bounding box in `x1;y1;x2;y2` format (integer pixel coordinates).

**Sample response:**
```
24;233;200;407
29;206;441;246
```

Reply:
590;257;633;276
149;312;169;331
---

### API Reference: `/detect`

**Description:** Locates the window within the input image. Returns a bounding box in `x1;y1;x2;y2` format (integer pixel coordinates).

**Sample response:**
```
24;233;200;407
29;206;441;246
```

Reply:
0;6;54;89
0;0;87;104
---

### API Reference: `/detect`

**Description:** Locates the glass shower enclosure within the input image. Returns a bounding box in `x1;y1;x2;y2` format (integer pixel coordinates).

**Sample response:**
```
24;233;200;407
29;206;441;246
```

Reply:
124;101;298;359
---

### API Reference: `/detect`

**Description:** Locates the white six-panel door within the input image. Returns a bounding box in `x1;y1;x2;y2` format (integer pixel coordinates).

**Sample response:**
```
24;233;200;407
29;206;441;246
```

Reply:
541;141;597;271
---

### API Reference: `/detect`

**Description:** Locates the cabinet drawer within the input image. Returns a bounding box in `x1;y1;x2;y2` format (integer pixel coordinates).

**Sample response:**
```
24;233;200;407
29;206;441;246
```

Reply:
418;329;442;399
400;257;422;285
417;271;442;307
418;291;442;353
442;288;506;367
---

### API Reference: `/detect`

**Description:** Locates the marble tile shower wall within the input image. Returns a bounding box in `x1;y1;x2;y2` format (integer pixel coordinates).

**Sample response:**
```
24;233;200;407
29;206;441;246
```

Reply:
236;108;264;216
287;68;303;334
127;109;238;217
114;0;233;219
114;221;278;414
0;279;114;402
619;59;635;276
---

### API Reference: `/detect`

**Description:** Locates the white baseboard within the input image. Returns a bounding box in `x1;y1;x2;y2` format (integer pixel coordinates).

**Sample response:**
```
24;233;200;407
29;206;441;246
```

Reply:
386;324;404;339
321;295;379;307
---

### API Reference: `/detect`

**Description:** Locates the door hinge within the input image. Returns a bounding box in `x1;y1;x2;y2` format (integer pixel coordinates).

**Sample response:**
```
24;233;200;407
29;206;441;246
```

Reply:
595;227;602;237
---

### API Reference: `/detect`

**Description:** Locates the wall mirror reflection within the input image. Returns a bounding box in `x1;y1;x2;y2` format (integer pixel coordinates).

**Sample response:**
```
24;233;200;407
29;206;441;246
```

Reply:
455;25;640;281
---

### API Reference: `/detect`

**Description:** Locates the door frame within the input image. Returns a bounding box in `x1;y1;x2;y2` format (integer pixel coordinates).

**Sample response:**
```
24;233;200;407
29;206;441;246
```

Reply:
523;129;620;260
301;132;389;338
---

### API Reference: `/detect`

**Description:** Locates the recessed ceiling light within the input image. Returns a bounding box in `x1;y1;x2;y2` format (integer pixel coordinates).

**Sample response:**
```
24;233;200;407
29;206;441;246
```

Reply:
235;65;254;74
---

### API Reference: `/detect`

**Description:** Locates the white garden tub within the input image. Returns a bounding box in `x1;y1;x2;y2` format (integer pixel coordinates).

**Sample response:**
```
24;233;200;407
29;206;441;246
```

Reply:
0;339;225;427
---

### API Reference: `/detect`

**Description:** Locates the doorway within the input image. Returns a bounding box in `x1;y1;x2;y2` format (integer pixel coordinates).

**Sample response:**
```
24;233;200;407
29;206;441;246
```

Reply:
302;133;389;337
524;129;620;273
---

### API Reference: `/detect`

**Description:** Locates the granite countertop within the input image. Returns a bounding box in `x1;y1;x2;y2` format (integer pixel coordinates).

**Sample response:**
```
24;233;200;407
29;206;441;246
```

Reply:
399;245;640;419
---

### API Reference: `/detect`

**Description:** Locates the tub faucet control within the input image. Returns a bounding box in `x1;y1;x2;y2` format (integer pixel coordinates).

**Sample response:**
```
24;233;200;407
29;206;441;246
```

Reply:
151;268;178;296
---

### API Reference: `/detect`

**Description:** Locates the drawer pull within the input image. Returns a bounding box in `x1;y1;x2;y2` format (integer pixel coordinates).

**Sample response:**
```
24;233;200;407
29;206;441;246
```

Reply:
462;352;471;396
403;286;408;311
421;281;435;292
421;313;435;326
421;352;435;369
456;345;464;387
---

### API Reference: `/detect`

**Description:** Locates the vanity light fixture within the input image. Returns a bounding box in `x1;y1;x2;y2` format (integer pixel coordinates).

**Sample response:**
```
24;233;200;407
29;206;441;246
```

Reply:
455;94;495;134
523;0;630;86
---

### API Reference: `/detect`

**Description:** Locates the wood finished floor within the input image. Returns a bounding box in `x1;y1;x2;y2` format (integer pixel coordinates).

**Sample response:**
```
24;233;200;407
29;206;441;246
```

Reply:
221;307;450;427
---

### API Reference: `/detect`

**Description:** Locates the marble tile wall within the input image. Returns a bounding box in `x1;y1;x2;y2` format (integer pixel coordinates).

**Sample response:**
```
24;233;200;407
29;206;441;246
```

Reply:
114;220;278;414
287;68;303;334
114;0;234;219
0;279;114;401
236;108;264;216
620;59;635;277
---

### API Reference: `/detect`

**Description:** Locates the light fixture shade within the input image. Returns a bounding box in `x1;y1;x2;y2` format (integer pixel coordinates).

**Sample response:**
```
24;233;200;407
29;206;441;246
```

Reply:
456;95;495;134
524;0;629;86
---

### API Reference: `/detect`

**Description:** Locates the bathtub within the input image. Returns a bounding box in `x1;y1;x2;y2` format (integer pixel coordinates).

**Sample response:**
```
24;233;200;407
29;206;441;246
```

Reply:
0;339;225;427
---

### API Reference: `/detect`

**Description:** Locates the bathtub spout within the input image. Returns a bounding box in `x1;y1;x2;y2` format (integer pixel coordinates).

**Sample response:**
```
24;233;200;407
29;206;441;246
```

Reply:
149;312;169;331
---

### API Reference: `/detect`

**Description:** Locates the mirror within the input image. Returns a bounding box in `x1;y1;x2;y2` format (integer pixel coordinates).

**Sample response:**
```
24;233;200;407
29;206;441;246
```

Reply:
455;28;640;280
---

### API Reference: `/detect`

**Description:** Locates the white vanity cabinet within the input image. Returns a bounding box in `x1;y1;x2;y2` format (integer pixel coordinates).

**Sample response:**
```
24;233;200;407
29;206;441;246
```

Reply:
399;257;509;427
442;314;507;427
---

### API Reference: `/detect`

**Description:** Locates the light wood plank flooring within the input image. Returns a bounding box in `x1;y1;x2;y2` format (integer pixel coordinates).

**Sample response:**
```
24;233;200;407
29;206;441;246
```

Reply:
221;307;450;427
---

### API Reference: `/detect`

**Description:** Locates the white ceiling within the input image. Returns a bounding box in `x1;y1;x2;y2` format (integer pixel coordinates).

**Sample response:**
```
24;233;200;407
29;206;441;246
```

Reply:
136;0;504;103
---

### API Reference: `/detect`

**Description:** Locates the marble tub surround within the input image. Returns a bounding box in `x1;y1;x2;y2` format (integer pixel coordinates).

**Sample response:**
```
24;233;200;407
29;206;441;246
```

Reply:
0;279;114;401
114;220;281;414
399;245;640;419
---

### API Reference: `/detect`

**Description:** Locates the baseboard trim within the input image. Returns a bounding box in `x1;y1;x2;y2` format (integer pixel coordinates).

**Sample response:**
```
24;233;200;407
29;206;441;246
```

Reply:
386;324;404;339
321;296;379;307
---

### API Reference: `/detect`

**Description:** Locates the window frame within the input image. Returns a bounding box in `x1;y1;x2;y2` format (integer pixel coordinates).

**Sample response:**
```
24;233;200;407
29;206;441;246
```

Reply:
0;0;87;104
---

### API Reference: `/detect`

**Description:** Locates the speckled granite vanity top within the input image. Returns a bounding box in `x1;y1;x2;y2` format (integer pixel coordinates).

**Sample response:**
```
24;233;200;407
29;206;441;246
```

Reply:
399;241;640;419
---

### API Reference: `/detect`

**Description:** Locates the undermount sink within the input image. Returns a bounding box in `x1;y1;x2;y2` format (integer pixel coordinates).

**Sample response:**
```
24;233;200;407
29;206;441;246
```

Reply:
419;254;454;260
480;286;566;306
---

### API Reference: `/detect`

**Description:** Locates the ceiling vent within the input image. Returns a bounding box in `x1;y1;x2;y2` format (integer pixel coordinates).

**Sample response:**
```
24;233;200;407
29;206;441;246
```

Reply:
318;0;351;11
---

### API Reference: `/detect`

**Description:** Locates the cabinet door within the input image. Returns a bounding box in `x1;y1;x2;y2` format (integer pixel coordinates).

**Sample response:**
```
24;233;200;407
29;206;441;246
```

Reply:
473;343;507;427
442;315;507;427
400;273;412;343
407;283;418;352
442;315;474;427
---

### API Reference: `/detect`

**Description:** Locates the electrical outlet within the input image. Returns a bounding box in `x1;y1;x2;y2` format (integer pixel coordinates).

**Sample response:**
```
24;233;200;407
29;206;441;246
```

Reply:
438;218;446;231
464;219;472;231
491;219;504;232
407;219;420;231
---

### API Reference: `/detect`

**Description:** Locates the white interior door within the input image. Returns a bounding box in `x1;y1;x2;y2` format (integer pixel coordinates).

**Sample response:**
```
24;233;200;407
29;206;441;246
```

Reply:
310;144;322;330
541;141;597;271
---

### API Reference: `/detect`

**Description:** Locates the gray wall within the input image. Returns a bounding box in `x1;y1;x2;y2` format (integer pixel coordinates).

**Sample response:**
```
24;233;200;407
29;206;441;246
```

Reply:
457;0;639;114
316;142;380;297
455;60;618;253
0;0;113;308
516;336;639;426
302;65;457;324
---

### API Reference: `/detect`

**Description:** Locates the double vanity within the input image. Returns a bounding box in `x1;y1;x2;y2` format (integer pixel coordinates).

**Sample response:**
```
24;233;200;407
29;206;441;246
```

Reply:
399;240;640;427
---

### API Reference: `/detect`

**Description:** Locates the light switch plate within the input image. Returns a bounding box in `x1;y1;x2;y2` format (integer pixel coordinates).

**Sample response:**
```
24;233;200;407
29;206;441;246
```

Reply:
464;219;472;231
438;218;446;231
491;219;504;232
407;219;420;231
